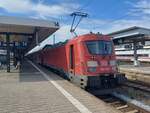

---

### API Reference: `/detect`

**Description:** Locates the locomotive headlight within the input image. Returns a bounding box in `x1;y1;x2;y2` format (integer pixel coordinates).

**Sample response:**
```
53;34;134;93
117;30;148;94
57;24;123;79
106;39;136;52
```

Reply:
109;60;116;66
87;61;98;67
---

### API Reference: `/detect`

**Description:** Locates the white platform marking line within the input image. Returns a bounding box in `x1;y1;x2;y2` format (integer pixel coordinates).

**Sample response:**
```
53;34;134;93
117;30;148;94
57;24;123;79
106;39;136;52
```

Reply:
28;60;92;113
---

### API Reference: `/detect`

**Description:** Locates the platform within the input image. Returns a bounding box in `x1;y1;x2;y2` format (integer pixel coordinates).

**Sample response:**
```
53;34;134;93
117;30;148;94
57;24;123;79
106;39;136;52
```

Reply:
0;60;121;113
119;65;150;75
119;65;150;84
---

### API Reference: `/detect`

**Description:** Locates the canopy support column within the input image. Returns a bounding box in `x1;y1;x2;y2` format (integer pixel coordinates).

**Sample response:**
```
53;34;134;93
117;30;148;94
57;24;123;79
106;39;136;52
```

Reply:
6;33;10;72
133;41;140;66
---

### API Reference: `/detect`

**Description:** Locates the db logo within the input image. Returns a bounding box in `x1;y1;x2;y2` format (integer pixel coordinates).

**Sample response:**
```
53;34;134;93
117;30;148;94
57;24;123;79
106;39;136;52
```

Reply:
101;67;109;71
101;61;108;66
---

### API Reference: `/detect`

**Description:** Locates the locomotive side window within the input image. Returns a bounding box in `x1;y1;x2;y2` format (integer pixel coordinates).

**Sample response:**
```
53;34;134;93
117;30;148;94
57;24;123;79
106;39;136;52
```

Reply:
69;45;74;69
86;41;112;55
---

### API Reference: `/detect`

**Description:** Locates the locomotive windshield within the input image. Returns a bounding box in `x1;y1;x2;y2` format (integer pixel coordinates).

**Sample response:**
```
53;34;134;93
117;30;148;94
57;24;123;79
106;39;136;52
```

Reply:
86;41;112;55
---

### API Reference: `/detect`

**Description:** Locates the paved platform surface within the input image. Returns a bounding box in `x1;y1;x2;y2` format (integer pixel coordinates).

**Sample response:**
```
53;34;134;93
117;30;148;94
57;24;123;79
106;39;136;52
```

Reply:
0;60;121;113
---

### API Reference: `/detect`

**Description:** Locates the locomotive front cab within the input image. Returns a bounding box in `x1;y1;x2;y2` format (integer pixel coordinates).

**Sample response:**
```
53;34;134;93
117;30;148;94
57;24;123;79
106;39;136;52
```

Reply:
79;34;126;89
84;40;117;75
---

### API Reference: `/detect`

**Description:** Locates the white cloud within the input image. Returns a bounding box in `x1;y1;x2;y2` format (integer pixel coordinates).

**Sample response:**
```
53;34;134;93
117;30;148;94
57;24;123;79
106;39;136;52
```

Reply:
94;17;150;34
101;0;149;34
80;18;108;30
130;0;150;15
0;0;79;19
0;0;33;13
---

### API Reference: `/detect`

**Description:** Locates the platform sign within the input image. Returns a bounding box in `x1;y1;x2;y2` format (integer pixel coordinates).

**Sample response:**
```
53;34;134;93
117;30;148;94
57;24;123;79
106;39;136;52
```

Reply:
0;41;28;49
22;42;27;47
14;42;19;46
0;49;7;55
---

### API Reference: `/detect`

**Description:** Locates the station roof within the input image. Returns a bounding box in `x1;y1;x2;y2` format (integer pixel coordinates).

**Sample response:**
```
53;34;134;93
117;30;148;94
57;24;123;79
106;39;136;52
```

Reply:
108;26;150;44
108;26;150;36
0;16;59;43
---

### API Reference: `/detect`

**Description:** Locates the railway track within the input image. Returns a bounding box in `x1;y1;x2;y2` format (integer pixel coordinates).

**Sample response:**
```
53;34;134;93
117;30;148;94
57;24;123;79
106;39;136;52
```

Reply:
97;94;149;113
45;65;150;113
122;81;150;93
92;81;150;113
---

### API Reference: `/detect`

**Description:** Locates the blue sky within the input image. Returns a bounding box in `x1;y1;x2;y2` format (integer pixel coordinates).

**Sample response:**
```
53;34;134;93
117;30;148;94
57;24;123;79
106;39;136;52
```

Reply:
0;0;150;48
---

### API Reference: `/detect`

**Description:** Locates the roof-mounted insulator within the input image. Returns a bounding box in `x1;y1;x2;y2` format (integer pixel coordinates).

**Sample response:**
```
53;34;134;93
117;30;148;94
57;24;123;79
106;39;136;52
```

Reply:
97;32;102;35
90;31;93;34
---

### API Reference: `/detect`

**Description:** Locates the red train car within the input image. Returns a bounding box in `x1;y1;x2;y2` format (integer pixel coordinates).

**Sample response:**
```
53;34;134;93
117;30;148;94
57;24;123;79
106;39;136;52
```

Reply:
37;33;126;89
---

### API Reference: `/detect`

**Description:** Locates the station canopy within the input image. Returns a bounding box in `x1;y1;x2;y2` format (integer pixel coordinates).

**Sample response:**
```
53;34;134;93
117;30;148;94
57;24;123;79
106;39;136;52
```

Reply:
0;16;59;50
108;26;150;66
108;26;150;45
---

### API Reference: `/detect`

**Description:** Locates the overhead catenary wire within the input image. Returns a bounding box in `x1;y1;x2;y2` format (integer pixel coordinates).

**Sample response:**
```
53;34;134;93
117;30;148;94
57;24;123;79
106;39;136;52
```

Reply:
57;0;94;24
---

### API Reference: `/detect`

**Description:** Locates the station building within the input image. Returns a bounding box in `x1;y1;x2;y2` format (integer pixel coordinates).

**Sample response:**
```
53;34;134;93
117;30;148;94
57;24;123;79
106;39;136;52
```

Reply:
108;26;150;65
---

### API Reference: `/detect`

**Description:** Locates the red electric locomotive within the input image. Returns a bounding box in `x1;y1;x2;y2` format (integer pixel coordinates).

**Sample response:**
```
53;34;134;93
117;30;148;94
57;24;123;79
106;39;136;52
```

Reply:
37;33;126;89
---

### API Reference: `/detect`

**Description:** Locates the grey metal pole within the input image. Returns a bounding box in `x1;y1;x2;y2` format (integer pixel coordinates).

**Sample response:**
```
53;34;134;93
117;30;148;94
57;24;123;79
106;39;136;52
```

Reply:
133;42;139;66
53;35;55;45
6;33;10;72
35;31;39;46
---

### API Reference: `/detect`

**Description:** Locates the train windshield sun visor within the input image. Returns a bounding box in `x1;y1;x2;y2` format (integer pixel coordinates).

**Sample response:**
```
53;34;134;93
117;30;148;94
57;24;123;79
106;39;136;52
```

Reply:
86;40;112;55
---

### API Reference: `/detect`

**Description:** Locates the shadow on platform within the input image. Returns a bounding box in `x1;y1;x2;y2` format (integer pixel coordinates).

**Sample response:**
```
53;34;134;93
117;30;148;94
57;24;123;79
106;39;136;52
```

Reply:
19;60;63;82
19;60;48;82
0;59;66;83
